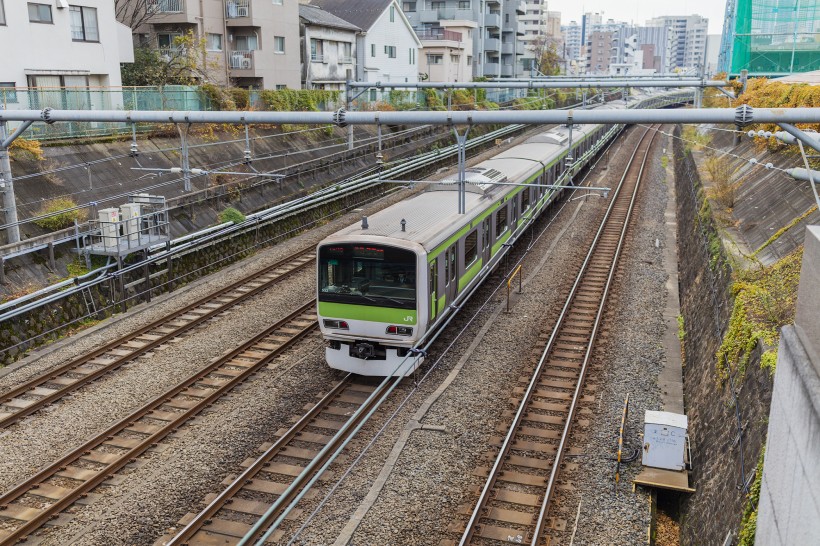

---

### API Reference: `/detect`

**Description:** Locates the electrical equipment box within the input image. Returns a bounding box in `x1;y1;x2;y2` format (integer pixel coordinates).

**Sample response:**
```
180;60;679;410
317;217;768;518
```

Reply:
98;208;120;248
119;203;141;243
642;410;688;471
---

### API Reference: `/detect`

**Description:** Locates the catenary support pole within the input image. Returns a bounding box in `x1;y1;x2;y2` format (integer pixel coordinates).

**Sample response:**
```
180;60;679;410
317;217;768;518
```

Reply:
177;123;192;192
0;105;20;244
453;126;471;214
345;79;354;150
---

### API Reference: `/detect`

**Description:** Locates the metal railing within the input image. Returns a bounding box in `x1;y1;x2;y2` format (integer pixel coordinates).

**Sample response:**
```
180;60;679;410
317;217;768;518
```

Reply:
310;53;325;62
149;0;184;13
229;50;254;69
225;0;250;18
416;28;463;42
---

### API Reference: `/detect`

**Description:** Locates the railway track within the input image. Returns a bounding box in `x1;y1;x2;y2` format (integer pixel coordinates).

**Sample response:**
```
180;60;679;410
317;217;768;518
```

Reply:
0;302;318;545
451;125;660;546
157;376;390;545
0;249;316;429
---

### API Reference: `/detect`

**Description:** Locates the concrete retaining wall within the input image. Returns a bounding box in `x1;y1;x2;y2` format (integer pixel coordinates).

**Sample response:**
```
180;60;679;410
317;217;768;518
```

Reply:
756;225;820;545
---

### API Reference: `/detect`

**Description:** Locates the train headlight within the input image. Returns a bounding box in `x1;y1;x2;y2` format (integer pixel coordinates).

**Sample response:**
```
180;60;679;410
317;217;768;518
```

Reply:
386;325;413;336
323;319;349;330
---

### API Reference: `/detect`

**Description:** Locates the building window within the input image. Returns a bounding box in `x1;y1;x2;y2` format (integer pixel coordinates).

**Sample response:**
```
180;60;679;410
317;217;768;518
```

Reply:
206;33;223;51
274;36;285;53
427;54;443;64
371;43;376;57
450;54;459;63
70;6;99;42
28;3;53;24
343;42;352;60
276;84;287;89
310;38;323;61
235;34;258;51
467;55;472;65
158;33;184;51
403;2;416;12
384;45;396;58
369;89;377;101
0;1;5;26
272;0;283;4
389;5;395;22
458;0;470;8
431;1;444;9
0;83;17;104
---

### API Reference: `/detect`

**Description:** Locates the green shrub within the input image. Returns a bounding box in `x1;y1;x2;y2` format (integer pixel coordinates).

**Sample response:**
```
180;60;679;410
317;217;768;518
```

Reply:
33;198;88;231
218;207;246;224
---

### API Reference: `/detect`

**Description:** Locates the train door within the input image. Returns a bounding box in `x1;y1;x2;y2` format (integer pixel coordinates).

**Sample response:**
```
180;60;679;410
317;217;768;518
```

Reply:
511;197;518;232
444;244;457;305
482;217;491;265
429;259;438;322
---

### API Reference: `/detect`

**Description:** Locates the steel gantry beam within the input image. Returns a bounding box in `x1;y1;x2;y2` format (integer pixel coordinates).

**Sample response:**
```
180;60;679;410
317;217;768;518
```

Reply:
345;80;729;90
4;105;820;126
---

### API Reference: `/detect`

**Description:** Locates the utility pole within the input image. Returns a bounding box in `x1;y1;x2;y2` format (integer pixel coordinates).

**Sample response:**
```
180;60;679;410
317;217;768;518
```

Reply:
0;105;21;244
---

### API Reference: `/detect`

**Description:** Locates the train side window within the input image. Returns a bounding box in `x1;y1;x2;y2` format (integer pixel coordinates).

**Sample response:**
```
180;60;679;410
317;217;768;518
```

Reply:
483;218;491;250
522;187;531;211
464;230;478;266
450;246;456;282
495;205;508;238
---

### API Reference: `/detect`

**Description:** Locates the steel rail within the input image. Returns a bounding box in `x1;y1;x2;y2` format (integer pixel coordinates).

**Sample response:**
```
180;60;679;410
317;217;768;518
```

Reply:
0;302;317;545
164;376;355;544
532;126;659;544
458;125;658;545
0;249;316;428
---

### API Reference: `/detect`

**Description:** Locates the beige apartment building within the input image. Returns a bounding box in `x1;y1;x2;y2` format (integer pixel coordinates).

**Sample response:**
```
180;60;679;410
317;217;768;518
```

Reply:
130;0;300;89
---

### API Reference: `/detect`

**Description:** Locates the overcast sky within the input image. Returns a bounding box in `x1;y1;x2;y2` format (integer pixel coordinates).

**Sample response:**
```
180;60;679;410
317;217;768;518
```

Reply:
547;0;726;34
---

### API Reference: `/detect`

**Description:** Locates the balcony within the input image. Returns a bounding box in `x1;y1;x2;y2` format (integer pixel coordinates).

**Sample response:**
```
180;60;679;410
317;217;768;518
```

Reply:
229;50;254;71
310;54;326;63
501;63;514;77
147;0;198;23
501;41;514;54
484;13;500;28
418;8;474;23
483;38;500;52
149;0;183;13
416;28;463;44
226;0;258;26
515;1;526;15
339;56;355;64
516;41;525;55
484;62;499;75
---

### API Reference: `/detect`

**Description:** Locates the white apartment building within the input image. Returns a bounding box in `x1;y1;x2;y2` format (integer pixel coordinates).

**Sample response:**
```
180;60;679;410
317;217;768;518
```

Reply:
646;15;708;73
299;4;360;90
0;0;133;108
307;0;421;98
133;0;301;89
561;21;582;73
417;20;476;82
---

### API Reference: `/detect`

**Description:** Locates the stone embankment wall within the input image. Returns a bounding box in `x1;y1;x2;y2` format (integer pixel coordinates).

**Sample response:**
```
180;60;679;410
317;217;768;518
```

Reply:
673;127;773;545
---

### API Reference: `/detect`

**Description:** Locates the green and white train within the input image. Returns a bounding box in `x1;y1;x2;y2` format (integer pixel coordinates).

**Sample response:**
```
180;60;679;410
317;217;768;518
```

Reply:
317;90;689;376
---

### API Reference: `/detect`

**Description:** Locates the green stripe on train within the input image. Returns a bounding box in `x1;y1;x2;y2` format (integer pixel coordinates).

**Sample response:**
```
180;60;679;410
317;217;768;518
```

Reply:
318;302;418;325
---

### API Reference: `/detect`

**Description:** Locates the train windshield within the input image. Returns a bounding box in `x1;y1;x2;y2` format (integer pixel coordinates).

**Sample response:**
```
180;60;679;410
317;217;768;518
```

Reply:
319;244;416;310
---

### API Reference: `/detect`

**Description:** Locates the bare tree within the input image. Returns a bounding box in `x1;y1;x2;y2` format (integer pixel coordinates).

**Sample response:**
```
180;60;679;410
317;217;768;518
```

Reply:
115;0;161;31
527;34;563;76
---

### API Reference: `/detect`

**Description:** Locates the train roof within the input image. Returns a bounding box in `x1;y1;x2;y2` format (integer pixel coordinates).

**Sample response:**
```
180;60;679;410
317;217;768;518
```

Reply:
323;188;490;252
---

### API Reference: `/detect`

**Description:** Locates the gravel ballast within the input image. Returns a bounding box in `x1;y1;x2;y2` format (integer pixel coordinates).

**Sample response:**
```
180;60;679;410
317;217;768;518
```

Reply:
0;124;681;545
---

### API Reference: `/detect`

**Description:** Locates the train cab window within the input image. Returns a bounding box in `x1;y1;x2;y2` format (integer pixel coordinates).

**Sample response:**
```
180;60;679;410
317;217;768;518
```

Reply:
318;243;416;309
464;230;478;266
495;205;508;238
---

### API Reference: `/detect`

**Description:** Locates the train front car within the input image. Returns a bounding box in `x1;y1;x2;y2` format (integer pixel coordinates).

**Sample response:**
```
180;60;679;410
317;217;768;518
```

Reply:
317;237;427;376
